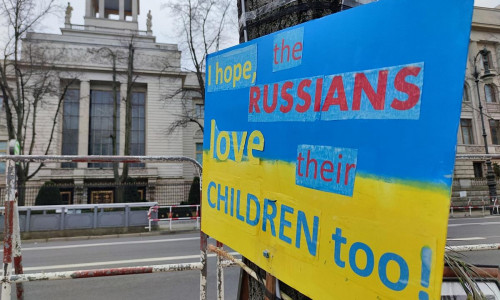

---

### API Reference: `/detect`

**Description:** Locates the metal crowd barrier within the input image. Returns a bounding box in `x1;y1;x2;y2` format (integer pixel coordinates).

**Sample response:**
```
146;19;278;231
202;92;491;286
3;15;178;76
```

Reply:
449;197;499;217
0;155;224;300
147;204;201;231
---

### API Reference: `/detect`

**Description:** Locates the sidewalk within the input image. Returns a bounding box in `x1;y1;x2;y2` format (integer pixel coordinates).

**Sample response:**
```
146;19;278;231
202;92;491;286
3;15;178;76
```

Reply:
449;208;499;218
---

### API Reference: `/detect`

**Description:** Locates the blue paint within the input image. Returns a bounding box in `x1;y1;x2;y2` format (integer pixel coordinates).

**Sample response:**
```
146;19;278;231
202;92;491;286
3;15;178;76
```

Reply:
236;190;245;222
419;291;429;300
273;27;304;72
207;44;257;92
246;193;261;226
295;211;319;256
207;181;216;208
420;246;432;287
331;228;347;268
320;63;423;120
262;199;277;236
378;253;409;291
419;246;432;299
248;77;321;122
217;184;228;214
279;204;294;244
296;145;357;196
349;242;375;277
204;0;474;185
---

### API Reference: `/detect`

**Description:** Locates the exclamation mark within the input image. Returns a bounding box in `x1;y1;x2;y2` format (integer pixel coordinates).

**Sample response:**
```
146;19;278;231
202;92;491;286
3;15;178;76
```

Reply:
419;246;432;300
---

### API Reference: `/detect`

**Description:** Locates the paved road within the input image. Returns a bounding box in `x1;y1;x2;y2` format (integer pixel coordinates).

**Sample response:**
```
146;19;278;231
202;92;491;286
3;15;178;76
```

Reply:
447;214;500;266
9;231;240;300
1;215;498;299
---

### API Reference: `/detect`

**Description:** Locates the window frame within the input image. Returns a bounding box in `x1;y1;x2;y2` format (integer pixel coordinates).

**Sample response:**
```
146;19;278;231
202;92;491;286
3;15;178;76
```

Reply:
485;84;497;103
462;84;470;102
490;119;500;145
195;142;203;165
89;89;120;168
61;88;80;168
460;118;474;145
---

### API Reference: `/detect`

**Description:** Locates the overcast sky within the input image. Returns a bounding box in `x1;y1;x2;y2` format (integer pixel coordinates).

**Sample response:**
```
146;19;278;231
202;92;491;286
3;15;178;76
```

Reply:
36;0;500;42
3;0;500;68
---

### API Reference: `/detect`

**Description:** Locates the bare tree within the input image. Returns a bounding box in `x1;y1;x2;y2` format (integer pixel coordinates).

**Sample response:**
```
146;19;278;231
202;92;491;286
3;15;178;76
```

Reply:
0;0;76;205
91;40;138;202
164;0;236;134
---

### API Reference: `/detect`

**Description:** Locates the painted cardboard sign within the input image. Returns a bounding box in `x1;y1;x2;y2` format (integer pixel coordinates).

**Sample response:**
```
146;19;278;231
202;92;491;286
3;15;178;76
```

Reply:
202;0;473;298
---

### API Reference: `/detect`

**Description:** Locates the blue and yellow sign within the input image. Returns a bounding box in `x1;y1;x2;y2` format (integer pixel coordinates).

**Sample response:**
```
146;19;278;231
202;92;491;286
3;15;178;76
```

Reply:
202;0;473;298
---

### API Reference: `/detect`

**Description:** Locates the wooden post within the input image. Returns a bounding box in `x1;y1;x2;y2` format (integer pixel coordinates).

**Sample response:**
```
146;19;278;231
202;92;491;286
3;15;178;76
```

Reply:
265;272;276;300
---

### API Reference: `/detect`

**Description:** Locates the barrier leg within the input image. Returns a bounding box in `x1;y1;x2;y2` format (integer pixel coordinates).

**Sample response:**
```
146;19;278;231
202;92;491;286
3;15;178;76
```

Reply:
169;207;172;231
196;206;200;229
265;273;276;300
217;241;224;300
13;203;24;300
200;231;208;300
2;160;16;299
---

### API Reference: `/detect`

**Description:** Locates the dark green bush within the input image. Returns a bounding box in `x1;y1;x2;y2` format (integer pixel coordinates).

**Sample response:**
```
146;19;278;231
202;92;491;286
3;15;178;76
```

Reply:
35;181;62;206
188;177;200;205
122;177;144;203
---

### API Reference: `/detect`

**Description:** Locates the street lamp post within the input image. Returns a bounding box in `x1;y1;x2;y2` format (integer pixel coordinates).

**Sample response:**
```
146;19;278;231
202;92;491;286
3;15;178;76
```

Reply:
473;47;498;201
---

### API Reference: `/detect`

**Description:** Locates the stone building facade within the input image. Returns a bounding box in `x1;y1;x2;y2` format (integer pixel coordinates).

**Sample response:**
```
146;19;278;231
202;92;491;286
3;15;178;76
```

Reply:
453;6;500;198
0;0;203;204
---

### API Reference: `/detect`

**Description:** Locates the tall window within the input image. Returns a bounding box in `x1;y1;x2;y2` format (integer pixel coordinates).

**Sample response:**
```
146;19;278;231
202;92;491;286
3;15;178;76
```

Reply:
490;119;500;145
62;89;80;168
89;90;119;168
0;142;6;174
462;85;469;102
460;119;474;145
130;92;145;167
195;103;204;118
196;143;203;165
482;50;493;71
473;162;483;178
485;84;497;103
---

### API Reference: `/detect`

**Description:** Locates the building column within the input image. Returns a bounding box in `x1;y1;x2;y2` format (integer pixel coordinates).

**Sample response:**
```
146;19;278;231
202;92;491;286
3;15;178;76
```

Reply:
132;0;138;21
99;0;105;18
86;0;92;17
119;0;125;20
79;81;90;169
120;83;127;156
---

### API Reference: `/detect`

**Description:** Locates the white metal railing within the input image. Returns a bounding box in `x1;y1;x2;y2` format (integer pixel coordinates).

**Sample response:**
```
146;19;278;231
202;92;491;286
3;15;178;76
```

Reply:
0;154;217;300
148;204;200;231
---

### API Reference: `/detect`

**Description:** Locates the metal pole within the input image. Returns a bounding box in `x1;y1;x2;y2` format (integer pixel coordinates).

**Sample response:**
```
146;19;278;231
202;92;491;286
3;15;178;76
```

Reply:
240;0;248;42
200;232;208;300
2;158;16;299
13;202;24;300
217;241;224;300
474;52;498;201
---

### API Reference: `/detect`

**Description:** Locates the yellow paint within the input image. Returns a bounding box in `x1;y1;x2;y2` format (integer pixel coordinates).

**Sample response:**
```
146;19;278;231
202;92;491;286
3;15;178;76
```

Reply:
247;130;264;164
208;65;211;86
232;131;247;162
202;155;449;300
216;131;230;160
210;119;264;164
233;63;242;87
243;61;252;79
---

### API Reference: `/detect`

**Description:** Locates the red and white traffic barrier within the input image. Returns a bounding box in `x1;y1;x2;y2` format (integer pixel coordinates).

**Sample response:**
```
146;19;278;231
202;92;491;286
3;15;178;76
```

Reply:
148;204;200;231
449;197;495;217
